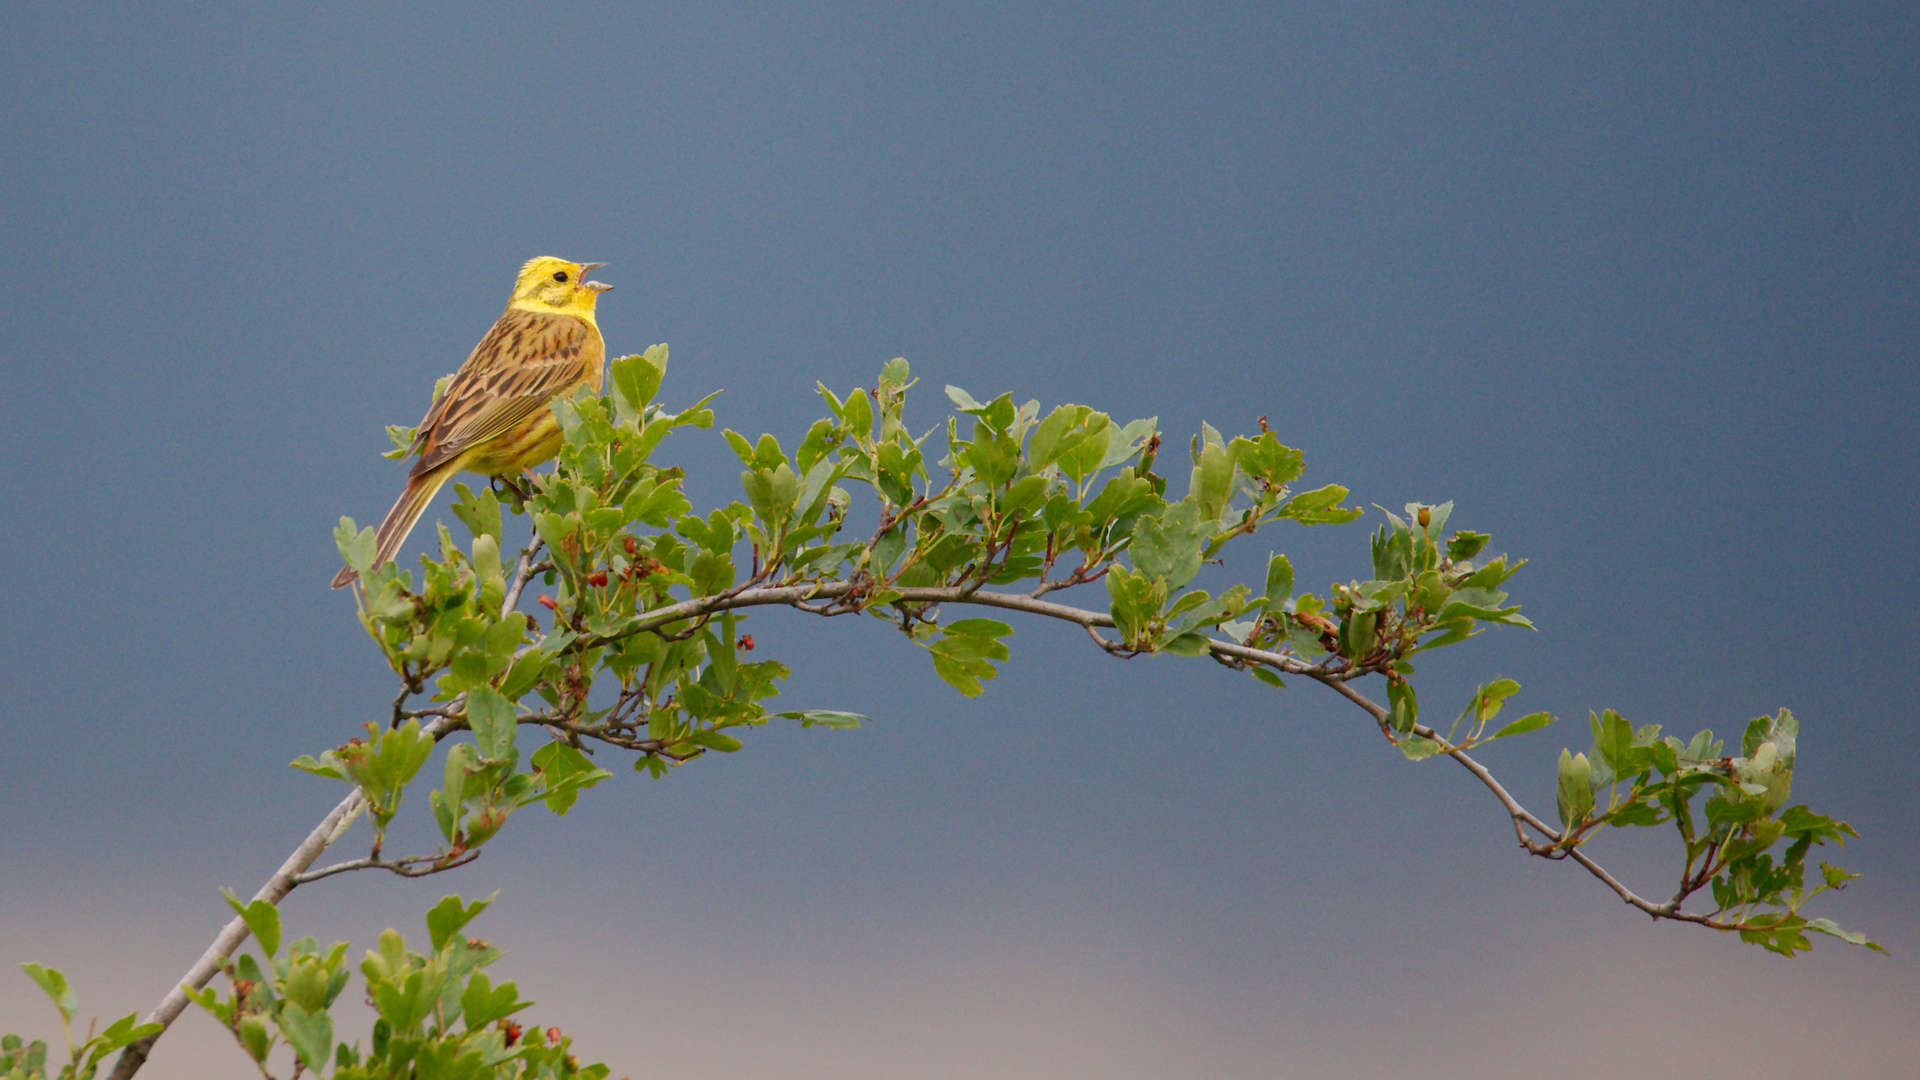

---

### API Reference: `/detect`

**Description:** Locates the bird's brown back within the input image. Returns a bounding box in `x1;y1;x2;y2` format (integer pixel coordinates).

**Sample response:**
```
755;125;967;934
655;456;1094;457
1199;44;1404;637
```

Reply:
409;306;605;478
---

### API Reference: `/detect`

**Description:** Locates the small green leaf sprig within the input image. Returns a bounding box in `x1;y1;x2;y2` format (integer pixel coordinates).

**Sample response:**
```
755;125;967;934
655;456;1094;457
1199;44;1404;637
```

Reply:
1546;708;1876;956
182;894;607;1079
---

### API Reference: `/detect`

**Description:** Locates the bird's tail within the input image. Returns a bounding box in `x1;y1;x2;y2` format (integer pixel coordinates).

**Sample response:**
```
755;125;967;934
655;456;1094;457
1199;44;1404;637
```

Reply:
329;465;456;589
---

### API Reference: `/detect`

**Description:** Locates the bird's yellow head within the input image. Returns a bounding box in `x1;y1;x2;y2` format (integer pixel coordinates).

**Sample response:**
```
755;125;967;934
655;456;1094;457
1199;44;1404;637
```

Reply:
508;256;613;319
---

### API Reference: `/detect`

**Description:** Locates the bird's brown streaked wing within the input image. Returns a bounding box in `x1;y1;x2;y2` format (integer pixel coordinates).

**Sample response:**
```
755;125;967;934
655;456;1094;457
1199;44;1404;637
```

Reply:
405;313;520;453
409;308;558;447
412;313;600;475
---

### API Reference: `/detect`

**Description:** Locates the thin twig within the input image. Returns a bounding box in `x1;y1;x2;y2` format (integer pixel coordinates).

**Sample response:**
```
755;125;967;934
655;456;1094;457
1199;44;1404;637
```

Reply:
500;544;548;615
290;850;482;885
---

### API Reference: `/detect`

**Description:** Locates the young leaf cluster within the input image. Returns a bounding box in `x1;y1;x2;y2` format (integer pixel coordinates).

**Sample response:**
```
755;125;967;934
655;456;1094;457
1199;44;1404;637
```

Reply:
184;894;606;1079
1548;708;1877;956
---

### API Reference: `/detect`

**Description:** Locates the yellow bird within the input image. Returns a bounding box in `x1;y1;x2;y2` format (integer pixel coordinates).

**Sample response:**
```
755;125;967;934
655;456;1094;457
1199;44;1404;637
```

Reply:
332;256;612;589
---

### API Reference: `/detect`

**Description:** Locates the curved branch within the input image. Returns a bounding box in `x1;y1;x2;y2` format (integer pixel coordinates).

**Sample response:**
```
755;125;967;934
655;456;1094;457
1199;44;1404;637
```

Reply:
106;572;1737;1078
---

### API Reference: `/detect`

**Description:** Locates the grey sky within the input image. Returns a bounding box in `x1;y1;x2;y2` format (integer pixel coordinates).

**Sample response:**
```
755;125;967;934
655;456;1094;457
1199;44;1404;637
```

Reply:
3;5;1916;1077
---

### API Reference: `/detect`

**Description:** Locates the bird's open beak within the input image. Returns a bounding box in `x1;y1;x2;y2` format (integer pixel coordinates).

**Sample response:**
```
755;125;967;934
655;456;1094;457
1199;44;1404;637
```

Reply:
580;261;612;292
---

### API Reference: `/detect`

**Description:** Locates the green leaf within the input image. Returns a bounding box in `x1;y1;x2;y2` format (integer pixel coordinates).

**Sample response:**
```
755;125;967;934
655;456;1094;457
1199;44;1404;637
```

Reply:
529;741;613;815
1188;438;1235;519
1492;712;1555;740
426;894;493;952
384;422;416;457
962;432;1020;487
335;517;377;575
1387;680;1418;735
925;620;1013;697
531;509;576;552
843;388;874;440
277;1002;333;1073
689;729;744;752
460;971;531;1031
1027;404;1087;471
1084;473;1157;524
446;484;503;546
237;1015;271;1063
1555;750;1594;831
1466;679;1521;725
290;753;348;781
1605;798;1665;828
1805;918;1886;953
1159;632;1211;656
791;454;845;527
609;349;665;417
372;967;444;1035
221;890;282;959
1261;554;1294;614
776;709;867;729
1131;497;1207;588
743;462;801;526
1590;708;1634;778
943;618;1013;638
1228;433;1305;486
1340;609;1378;660
1447;530;1490;561
946;386;1017;434
281;952;337;1013
1001;474;1050;515
1100;417;1158;471
1398;735;1440;760
622;478;693;527
690;549;735;596
944;384;986;412
465;685;518;761
1057;415;1114;484
1104;563;1163;646
1277;484;1361;524
91;1014;164;1058
20;963;77;1020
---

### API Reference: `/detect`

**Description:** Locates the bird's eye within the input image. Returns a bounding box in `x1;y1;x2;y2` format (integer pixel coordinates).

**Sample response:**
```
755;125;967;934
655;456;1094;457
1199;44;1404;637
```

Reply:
553;270;569;282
